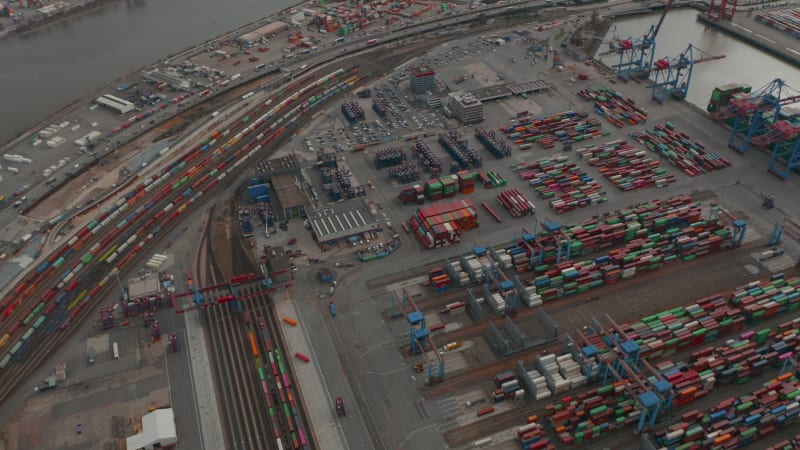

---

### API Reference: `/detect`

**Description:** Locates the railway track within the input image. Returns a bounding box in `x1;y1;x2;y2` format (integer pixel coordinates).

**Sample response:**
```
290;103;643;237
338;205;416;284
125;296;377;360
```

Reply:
0;64;365;406
201;201;312;450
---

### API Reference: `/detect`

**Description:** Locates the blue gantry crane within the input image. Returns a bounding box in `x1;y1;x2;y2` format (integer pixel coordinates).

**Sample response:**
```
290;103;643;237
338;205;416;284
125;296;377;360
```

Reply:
396;287;445;384
713;78;800;154
604;0;673;80
648;44;725;104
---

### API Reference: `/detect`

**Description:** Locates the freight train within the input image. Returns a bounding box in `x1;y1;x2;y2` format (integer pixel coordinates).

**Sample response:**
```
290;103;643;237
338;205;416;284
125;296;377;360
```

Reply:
0;67;363;373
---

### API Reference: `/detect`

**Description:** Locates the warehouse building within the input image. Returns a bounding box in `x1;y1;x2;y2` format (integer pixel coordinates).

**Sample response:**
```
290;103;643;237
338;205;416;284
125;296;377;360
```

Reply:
95;94;135;115
410;65;436;94
445;91;483;124
142;68;192;91
254;154;306;220
126;408;177;450
238;21;288;45
308;200;381;246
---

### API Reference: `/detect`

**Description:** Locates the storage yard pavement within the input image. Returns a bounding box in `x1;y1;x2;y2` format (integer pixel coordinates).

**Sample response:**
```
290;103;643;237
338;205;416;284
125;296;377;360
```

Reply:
272;287;350;450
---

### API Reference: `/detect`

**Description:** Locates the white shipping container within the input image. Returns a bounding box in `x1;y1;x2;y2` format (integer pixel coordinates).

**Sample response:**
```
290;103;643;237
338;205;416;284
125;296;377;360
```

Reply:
6;167;18;173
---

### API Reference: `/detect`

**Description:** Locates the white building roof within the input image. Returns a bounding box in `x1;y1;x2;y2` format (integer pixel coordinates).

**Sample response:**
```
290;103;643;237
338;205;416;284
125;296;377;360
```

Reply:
126;408;177;450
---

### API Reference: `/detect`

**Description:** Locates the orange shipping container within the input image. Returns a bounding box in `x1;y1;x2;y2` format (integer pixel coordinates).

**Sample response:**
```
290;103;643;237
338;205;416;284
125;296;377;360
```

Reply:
283;317;298;326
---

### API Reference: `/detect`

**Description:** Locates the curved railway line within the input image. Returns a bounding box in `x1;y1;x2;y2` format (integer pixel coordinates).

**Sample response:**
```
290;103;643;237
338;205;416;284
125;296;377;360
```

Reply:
199;203;312;450
0;64;365;406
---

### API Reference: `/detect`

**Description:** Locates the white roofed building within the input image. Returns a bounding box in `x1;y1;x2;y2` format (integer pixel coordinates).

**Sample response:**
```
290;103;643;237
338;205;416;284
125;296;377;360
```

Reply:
126;408;177;450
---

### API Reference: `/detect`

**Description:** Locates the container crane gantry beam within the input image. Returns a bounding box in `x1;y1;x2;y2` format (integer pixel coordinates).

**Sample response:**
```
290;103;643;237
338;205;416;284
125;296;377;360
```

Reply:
603;0;673;80
648;44;725;104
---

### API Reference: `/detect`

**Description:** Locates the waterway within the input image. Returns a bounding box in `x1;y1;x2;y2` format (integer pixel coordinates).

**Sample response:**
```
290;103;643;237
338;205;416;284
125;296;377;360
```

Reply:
597;8;800;109
2;4;798;147
0;0;297;146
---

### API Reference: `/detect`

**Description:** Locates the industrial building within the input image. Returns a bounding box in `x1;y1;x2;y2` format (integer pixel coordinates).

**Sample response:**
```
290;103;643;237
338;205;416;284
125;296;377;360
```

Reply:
308;200;381;246
254;154;306;219
142;68;192;91
410;65;437;94
126;408;177;450
237;21;288;45
445;91;483;124
128;275;161;299
94;94;135;115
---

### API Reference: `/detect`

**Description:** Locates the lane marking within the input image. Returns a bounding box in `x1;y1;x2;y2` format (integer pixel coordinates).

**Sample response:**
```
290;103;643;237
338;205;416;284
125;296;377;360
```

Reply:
787;48;800;56
755;33;776;44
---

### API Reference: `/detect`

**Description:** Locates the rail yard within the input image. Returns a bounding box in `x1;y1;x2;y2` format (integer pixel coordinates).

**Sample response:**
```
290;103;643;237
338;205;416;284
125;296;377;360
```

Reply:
1;0;800;450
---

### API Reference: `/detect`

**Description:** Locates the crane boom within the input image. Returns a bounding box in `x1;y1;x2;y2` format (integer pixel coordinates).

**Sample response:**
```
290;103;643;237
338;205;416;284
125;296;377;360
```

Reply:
651;0;674;42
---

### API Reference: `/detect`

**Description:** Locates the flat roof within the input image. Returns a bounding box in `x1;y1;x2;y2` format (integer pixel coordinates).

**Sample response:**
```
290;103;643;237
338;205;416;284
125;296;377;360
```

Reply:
411;65;435;77
272;173;306;209
128;276;161;299
467;80;550;102
449;91;482;106
101;94;134;107
309;201;380;243
266;245;290;272
255;154;301;178
126;408;177;450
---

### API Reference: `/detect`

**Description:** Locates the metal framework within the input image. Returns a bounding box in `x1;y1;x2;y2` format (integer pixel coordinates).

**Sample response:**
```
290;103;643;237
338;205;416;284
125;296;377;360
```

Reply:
762;122;800;179
707;0;738;21
171;273;281;313
713;79;800;156
397;288;445;384
603;0;673;80
648;45;724;104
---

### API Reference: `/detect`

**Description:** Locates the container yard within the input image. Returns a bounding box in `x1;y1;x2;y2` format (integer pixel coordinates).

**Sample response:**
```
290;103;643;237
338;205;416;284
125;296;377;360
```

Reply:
513;156;606;213
5;1;800;450
576;140;677;191
630;122;731;176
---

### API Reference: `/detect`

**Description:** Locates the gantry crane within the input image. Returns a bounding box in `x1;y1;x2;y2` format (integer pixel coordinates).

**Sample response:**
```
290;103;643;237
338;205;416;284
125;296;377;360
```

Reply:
602;0;673;80
398;287;445;384
712;78;800;157
761;121;800;179
707;0;738;22
172;273;279;313
648;44;725;104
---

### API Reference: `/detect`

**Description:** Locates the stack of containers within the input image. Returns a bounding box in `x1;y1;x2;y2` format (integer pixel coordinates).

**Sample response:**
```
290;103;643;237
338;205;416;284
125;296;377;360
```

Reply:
516;419;555;450
729;275;800;324
630;122;731;176
374;147;406;169
429;267;451;292
501;111;609;148
456;171;476;193
536;354;571;394
576;140;676;191
388;162;419;183
475;128;513;158
491;249;513;269
557;354;586;388
577;86;648;127
341;101;365;124
438;131;483;169
522;288;543;307
755;8;800;38
447;259;470;286
412;140;442;175
497;188;536;217
317;150;338;168
527;367;552;400
481;170;508;188
545;381;639;445
487;292;507;314
514;156;606;213
460;255;483;281
408;200;478;250
655;374;800;450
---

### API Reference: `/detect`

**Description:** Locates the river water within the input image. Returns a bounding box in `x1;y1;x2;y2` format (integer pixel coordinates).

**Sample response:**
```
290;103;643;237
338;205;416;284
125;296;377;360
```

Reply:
0;0;297;145
597;8;800;108
1;4;798;146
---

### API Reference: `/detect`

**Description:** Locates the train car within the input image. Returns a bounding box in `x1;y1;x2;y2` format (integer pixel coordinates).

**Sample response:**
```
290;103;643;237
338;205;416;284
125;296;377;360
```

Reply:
298;428;307;448
0;333;10;349
248;331;259;357
66;280;80;293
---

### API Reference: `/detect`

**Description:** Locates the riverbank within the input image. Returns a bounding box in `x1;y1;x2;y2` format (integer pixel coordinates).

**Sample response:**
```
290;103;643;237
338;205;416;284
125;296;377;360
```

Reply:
696;11;800;68
0;0;123;42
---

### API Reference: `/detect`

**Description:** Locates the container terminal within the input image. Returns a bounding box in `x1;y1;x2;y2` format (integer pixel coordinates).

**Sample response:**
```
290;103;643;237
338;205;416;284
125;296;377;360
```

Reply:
0;0;800;449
